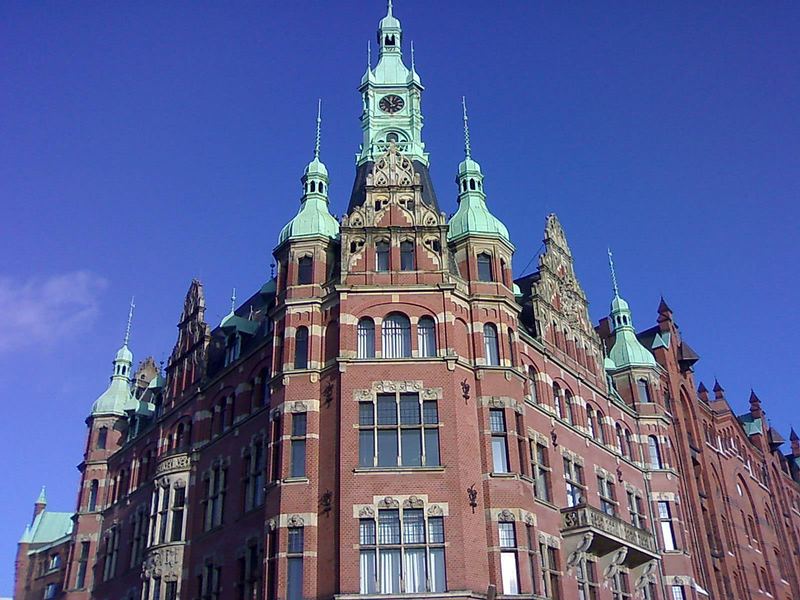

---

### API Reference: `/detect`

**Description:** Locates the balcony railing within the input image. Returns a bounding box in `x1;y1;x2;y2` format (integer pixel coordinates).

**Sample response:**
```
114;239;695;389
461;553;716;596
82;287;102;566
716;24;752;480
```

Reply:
561;504;658;566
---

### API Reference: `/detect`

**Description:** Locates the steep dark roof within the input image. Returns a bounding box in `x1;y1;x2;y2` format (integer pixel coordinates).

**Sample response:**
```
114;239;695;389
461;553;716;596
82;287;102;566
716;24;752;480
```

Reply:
347;160;440;212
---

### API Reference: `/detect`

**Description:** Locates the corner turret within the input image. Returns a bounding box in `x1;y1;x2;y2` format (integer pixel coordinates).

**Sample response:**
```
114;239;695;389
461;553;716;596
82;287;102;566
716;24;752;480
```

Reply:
91;299;137;416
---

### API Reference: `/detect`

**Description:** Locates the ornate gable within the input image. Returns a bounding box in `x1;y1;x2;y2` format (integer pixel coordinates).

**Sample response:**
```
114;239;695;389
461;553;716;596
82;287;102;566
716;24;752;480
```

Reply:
531;214;602;375
166;279;211;401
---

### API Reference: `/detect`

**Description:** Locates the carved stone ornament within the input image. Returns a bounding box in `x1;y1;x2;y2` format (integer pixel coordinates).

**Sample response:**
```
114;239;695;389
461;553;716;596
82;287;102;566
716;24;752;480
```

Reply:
524;513;535;526
266;519;277;532
602;547;628;580
143;546;182;580
575;532;594;554
421;388;439;400
291;401;307;413
369;143;417;187
359;506;375;518
635;561;658;591
427;505;443;517
378;496;400;509
287;514;305;527
489;397;504;408
403;496;424;509
172;479;186;489
498;509;515;522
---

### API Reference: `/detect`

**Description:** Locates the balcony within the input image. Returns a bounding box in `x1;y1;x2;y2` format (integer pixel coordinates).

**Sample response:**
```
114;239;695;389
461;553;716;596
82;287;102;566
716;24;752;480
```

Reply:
560;504;659;567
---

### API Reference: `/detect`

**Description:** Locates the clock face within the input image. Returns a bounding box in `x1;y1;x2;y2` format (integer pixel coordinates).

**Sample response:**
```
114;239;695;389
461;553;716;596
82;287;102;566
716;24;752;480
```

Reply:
379;94;405;114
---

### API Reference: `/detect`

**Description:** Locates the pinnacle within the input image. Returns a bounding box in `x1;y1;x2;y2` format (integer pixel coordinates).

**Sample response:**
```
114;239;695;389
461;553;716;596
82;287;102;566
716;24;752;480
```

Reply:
697;382;708;394
749;389;761;406
790;427;799;442
658;296;672;314
712;379;724;393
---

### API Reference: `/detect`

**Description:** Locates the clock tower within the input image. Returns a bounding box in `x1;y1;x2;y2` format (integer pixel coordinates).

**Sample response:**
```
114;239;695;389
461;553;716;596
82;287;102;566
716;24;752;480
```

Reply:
349;1;436;211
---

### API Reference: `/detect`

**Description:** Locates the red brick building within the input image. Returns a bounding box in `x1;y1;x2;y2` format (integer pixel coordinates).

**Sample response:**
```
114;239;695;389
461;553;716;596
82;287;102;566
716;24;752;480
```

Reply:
16;3;800;600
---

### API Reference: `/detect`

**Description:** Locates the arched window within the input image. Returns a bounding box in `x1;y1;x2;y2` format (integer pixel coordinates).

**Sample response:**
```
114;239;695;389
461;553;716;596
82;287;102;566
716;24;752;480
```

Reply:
564;390;574;425
500;259;508;287
97;427;108;450
175;423;186;451
417;317;437;358
553;383;564;420
587;406;596;438
483;324;499;366
400;240;415;271
625;429;634;459
376;241;390;272
637;379;651;403
477;253;493;282
382;313;411;358
648;436;663;468
297;256;313;285
616;423;626;456
88;480;99;512
595;410;606;444
507;328;516;366
527;367;538;404
357;318;375;358
294;326;309;369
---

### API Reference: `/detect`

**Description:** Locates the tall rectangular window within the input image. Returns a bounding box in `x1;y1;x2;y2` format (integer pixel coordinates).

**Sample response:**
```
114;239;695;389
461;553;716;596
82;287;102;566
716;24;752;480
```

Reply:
477;252;493;282
490;409;510;473
597;475;617;516
376;241;390;272
204;465;226;531
530;441;552;502
75;541;89;588
540;543;561;600
270;417;281;481
627;491;646;529
357;318;376;358
158;486;171;543
499;522;519;594
170;487;186;542
297;256;313;285
564;456;584;507
526;524;538;595
611;571;632;600
671;586;686;600
97;427;108;449
290;413;307;477
165;581;178;600
400;240;415;271
576;557;598;600
360;508;446;594
287;527;304;600
658;502;677;551
358;394;440;468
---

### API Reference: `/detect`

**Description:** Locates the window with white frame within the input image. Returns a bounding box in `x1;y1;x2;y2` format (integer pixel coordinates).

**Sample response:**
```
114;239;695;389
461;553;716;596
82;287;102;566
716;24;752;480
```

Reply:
357;318;376;358
490;409;510;473
44;583;58;599
525;524;538;595
611;570;632;600
477;252;493;282
287;526;304;600
539;542;561;600
564;456;585;507
170;487;186;542
530;440;551;502
48;553;60;570
527;367;539;404
627;491;646;530
358;393;440;468
658;501;677;551
243;438;266;511
224;333;241;367
499;521;519;594
376;240;390;272
417;317;437;357
382;313;411;358
637;379;651;403
670;585;686;600
290;412;307;477
294;326;309;369
648;436;663;468
203;464;226;531
553;383;564;420
400;240;415;271
130;507;147;567
564;390;575;425
200;562;221;600
576;556;599;600
359;507;446;594
597;475;617;516
483;323;500;366
75;541;89;588
102;526;119;582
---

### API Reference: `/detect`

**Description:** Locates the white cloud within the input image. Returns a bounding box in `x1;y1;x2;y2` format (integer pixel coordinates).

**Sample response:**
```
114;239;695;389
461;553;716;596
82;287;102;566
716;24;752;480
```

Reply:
0;271;108;352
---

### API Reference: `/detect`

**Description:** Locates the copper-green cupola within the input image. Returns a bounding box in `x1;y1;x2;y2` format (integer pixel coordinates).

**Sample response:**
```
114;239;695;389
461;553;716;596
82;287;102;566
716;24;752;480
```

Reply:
606;251;658;369
447;98;510;243
278;101;339;245
91;299;138;416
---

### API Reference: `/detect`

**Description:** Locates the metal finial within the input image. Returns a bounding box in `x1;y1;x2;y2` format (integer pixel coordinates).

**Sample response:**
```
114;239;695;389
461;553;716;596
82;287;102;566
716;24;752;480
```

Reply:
387;0;393;16
462;96;471;159
367;40;372;70
410;40;415;71
123;296;135;346
230;288;236;313
314;99;322;159
608;248;619;296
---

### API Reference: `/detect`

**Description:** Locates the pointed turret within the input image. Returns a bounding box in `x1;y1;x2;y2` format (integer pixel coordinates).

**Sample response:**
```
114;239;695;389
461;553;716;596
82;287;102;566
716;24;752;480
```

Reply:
749;389;763;419
448;98;510;243
279;101;339;245
697;382;709;403
606;250;657;369
91;299;137;416
32;486;47;522
713;379;725;401
657;295;673;323
790;428;800;458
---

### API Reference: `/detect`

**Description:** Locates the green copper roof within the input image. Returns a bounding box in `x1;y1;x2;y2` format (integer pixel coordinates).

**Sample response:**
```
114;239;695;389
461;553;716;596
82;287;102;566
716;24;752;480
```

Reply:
606;250;658;370
279;102;339;245
92;342;136;416
19;510;73;545
447;99;510;243
739;414;764;436
36;486;47;505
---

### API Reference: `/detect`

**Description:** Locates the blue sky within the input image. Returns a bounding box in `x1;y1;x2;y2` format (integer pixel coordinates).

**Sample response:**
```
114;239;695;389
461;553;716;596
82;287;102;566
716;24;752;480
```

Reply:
1;0;798;593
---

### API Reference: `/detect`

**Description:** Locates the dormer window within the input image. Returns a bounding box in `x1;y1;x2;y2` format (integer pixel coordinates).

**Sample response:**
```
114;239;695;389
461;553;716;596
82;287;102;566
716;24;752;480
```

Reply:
224;334;241;367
